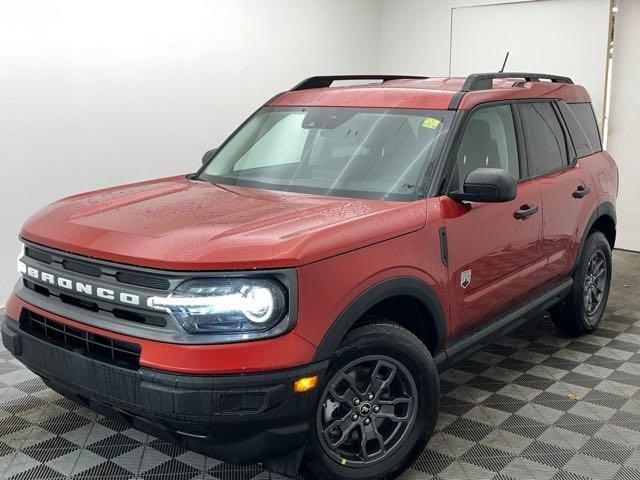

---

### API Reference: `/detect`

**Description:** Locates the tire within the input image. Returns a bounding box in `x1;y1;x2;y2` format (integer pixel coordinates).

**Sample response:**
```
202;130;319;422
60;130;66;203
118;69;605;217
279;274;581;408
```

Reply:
303;322;439;480
551;231;612;335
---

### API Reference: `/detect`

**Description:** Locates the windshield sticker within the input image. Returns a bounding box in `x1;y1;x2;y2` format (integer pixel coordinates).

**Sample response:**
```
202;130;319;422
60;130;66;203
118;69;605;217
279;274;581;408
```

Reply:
421;117;441;129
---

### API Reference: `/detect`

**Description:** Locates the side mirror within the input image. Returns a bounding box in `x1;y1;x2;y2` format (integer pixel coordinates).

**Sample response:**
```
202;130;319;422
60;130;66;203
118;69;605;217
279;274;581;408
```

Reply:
202;148;218;165
450;168;517;203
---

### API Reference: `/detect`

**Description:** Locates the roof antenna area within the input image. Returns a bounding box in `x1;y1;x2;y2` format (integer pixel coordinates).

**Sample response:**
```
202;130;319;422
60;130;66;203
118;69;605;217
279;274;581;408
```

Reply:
499;51;510;73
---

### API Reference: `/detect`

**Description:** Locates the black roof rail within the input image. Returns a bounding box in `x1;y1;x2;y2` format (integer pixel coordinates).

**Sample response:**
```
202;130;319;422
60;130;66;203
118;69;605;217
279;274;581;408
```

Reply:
461;72;574;92
291;75;428;91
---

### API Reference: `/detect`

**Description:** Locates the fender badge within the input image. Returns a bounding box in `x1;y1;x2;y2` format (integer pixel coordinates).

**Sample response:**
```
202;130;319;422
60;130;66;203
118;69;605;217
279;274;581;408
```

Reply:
461;269;472;289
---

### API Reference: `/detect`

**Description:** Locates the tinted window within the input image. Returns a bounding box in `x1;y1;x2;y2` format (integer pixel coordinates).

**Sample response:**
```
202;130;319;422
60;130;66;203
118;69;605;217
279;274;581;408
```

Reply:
520;103;568;175
569;103;602;152
557;101;593;158
200;107;454;201
452;105;520;189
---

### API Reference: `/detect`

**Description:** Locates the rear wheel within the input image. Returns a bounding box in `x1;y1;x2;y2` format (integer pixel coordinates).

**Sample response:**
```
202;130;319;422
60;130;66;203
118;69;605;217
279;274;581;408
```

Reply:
303;322;439;480
551;231;612;335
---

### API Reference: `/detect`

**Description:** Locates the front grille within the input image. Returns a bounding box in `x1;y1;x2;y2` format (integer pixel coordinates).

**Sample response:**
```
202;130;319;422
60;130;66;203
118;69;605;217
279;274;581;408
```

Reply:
20;309;141;370
59;292;99;312
62;259;101;277
25;247;52;264
22;279;167;327
116;271;170;290
26;245;171;291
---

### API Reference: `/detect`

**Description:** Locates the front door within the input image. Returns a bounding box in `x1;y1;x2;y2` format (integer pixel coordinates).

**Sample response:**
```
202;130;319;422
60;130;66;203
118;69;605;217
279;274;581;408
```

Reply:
441;104;544;338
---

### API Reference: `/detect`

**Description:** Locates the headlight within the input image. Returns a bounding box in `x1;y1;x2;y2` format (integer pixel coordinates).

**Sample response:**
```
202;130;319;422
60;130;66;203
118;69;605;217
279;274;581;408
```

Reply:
148;278;287;334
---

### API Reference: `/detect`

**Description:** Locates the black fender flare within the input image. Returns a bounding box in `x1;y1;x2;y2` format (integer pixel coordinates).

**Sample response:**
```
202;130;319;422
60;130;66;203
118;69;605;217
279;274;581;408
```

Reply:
572;201;616;274
312;276;447;361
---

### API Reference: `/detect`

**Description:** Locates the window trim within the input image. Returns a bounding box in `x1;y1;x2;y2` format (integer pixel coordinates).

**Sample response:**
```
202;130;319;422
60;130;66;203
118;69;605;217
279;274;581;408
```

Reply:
512;103;529;180
553;101;577;165
440;101;524;196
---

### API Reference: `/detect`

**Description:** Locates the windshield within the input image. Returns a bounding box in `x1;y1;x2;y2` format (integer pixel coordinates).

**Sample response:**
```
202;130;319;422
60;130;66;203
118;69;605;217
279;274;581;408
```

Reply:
199;106;454;201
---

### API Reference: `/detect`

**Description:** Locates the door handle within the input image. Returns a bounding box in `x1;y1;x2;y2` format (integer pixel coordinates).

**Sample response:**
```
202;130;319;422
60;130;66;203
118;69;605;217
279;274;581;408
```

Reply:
573;185;591;199
514;204;539;220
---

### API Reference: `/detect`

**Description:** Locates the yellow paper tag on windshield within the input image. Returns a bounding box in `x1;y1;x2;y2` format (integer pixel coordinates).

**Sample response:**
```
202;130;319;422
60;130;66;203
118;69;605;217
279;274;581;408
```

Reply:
421;117;441;129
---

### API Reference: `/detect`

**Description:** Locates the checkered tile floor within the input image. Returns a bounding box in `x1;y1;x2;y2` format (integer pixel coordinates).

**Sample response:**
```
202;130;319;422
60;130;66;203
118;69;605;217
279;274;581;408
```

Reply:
0;250;638;480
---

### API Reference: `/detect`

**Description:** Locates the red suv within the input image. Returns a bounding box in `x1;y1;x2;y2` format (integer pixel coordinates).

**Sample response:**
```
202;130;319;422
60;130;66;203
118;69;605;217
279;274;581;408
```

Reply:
3;73;618;480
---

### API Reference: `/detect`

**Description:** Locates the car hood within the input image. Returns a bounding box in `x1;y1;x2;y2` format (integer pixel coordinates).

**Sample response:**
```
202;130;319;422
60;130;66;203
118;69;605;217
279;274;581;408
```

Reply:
21;176;427;270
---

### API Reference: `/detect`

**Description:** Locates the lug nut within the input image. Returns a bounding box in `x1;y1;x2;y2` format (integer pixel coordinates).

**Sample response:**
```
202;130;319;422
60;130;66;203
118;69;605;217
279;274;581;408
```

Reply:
354;398;361;406
367;393;374;401
351;414;359;421
373;406;380;413
364;418;371;425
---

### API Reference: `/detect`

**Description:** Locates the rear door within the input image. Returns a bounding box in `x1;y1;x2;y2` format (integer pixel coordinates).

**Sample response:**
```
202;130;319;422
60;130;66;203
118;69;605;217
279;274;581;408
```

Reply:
442;103;544;338
516;101;598;283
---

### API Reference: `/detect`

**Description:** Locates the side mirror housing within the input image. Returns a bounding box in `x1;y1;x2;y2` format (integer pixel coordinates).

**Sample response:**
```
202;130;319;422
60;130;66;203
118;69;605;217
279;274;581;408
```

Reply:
450;168;517;203
202;148;218;165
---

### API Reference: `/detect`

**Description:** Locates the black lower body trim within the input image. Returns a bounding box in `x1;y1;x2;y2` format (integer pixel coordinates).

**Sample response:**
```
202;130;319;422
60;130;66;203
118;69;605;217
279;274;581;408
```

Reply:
435;279;573;370
1;315;327;465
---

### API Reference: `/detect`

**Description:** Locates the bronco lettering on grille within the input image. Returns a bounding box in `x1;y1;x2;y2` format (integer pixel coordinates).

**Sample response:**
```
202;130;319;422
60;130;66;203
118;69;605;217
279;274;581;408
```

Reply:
18;262;141;306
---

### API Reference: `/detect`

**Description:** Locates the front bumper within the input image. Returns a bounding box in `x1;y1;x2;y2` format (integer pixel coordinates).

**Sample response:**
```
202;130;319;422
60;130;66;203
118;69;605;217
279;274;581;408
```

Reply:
2;314;327;464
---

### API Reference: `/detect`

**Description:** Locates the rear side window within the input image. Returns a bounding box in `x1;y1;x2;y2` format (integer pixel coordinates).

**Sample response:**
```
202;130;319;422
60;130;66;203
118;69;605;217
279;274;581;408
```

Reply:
557;101;593;158
519;102;568;176
569;103;602;153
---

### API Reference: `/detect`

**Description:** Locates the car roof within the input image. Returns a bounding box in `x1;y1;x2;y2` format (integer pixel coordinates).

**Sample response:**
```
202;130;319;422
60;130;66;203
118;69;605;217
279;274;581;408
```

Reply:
270;74;592;111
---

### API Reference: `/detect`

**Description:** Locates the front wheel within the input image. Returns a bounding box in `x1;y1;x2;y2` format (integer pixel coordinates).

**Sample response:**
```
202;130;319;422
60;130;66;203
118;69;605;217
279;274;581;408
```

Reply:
303;322;439;480
551;231;612;335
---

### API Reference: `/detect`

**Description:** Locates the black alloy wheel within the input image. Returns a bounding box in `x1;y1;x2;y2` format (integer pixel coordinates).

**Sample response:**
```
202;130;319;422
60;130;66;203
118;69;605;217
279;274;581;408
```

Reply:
317;355;418;466
303;322;439;480
583;249;607;320
551;231;612;335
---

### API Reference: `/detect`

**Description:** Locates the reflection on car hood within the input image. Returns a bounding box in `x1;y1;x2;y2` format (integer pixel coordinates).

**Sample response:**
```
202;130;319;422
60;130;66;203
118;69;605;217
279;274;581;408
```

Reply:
21;176;428;270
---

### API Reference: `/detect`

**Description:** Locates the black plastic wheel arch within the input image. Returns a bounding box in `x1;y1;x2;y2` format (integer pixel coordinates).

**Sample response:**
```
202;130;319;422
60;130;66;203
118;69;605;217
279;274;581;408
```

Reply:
312;277;447;362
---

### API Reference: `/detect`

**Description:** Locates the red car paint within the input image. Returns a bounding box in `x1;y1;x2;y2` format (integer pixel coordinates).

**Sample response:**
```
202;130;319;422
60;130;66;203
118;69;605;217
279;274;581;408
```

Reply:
8;77;617;375
21;179;425;270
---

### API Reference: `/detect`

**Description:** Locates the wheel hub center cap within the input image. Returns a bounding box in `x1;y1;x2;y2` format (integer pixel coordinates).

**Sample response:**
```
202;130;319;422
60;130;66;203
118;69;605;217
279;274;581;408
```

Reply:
359;403;372;416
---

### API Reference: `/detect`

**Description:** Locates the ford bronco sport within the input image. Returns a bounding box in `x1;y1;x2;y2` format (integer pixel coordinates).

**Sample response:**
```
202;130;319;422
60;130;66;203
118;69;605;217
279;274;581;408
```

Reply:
3;73;617;480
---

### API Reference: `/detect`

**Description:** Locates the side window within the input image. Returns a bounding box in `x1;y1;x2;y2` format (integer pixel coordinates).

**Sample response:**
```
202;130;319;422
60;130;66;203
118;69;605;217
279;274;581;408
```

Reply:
453;104;520;188
557;101;593;158
519;103;568;176
569;103;602;152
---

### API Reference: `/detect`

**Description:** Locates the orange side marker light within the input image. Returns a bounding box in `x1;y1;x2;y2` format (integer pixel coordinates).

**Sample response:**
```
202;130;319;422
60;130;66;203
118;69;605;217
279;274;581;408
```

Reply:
294;375;319;393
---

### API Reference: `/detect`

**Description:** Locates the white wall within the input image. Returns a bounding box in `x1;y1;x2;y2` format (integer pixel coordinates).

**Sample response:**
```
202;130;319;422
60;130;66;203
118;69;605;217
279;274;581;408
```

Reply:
0;0;382;301
450;0;610;124
606;0;639;251
379;0;536;75
379;0;610;126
